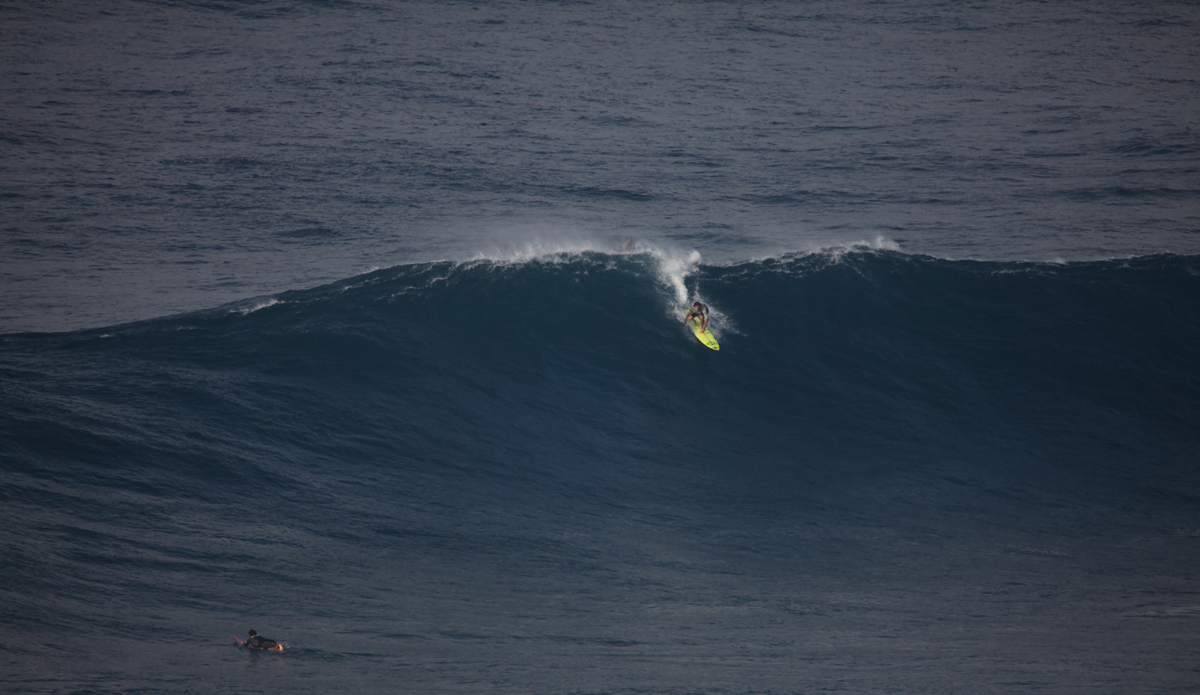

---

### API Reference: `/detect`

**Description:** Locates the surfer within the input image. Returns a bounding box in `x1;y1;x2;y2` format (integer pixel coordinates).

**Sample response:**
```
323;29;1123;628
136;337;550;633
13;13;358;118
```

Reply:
684;301;709;331
244;629;284;652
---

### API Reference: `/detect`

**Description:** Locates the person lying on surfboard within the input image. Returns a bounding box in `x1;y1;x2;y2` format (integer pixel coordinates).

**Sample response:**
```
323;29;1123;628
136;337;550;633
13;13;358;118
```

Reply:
684;301;709;331
243;629;284;652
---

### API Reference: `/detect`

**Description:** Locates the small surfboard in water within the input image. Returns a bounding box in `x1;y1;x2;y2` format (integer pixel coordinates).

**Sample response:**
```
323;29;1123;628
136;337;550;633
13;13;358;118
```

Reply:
689;317;720;350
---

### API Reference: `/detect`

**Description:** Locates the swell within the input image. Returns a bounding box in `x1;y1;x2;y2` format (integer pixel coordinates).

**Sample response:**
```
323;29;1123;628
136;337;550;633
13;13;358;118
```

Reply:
3;249;1196;500
3;248;1198;645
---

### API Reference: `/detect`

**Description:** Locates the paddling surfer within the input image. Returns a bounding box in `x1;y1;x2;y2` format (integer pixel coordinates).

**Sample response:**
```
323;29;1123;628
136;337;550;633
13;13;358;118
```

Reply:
245;629;284;652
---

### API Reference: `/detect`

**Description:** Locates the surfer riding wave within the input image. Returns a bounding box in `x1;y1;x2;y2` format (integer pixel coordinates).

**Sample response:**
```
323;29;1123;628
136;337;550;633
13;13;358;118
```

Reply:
684;301;709;331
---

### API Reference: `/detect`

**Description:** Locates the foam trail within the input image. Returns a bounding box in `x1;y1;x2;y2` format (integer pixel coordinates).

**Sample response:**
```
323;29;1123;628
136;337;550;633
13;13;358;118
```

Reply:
467;233;613;265
421;233;708;329
458;234;702;311
650;247;702;308
226;297;280;315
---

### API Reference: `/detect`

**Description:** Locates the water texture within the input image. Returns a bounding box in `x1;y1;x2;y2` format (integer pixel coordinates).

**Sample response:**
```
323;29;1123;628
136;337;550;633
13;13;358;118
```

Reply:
2;0;1198;331
4;249;1199;693
2;1;1199;694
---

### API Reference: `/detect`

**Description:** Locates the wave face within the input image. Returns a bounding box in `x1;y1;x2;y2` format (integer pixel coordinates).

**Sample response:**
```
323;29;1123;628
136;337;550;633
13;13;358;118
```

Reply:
3;249;1199;693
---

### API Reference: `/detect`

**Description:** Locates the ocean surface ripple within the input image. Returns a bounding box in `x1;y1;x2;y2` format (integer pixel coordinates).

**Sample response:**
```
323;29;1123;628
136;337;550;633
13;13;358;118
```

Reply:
3;248;1198;693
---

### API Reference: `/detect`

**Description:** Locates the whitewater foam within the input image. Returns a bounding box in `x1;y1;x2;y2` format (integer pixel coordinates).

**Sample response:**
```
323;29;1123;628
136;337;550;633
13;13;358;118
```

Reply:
453;235;710;327
229;298;281;315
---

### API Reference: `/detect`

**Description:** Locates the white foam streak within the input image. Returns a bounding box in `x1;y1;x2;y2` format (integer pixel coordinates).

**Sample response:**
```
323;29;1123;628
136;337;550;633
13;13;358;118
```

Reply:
453;235;709;328
652;247;702;308
455;235;703;304
815;236;900;259
229;298;280;315
466;236;611;265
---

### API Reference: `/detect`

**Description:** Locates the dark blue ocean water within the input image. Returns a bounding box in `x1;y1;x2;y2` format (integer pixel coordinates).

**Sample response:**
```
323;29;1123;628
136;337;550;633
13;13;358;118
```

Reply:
2;1;1200;693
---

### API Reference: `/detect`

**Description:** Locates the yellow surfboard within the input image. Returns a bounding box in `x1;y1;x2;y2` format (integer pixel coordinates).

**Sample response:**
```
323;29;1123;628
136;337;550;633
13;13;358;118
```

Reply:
689;316;720;350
